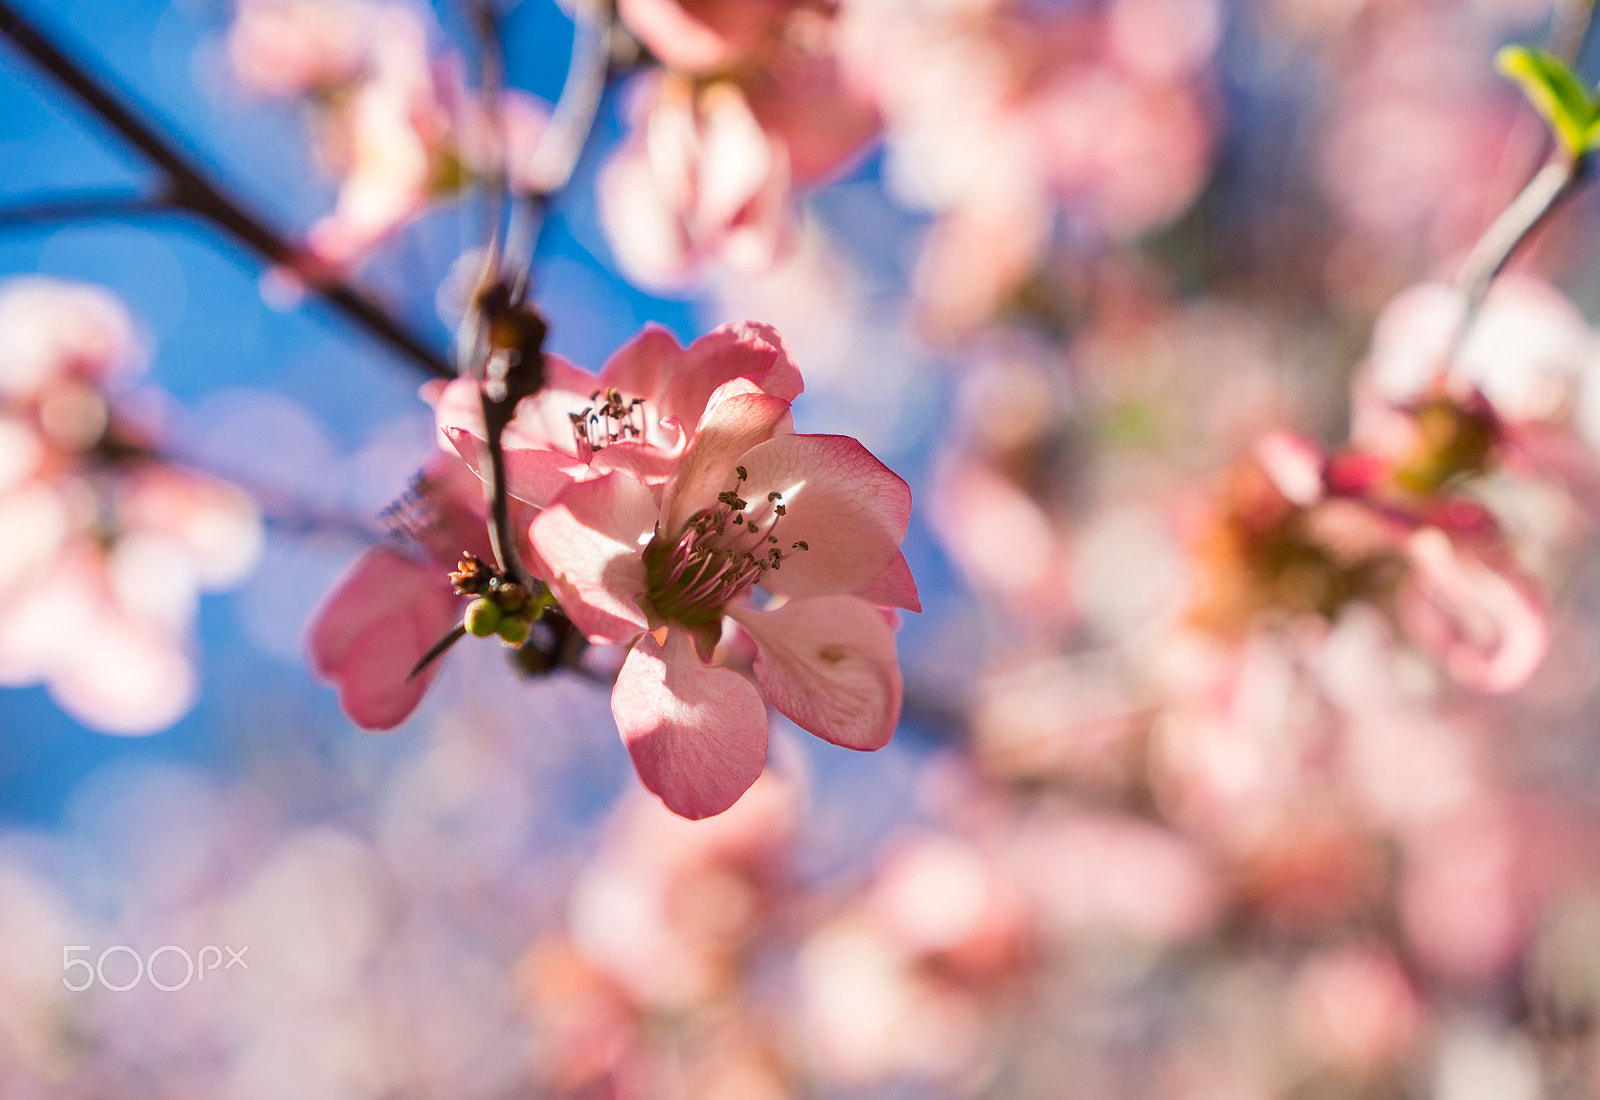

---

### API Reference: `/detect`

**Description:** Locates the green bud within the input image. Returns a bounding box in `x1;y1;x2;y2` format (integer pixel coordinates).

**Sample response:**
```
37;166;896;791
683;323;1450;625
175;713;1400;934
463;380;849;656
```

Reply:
497;615;530;647
464;598;502;637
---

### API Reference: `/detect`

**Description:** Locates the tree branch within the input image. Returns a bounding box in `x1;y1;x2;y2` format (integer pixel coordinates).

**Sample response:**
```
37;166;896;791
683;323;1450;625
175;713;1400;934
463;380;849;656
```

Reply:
503;0;615;291
1453;153;1588;325
0;188;170;230
0;0;453;379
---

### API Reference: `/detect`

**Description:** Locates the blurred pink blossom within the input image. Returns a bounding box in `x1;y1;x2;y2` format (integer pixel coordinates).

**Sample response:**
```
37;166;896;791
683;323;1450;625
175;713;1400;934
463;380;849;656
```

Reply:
618;0;801;75
229;0;550;266
838;0;1219;332
602;0;876;289
1289;942;1422;1073
600;75;799;290
1365;276;1592;422
228;0;374;96
0;277;260;734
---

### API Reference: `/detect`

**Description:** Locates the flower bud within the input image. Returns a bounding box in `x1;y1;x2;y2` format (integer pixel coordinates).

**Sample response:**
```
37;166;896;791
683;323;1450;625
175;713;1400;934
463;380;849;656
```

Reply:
497;615;530;646
464;597;502;637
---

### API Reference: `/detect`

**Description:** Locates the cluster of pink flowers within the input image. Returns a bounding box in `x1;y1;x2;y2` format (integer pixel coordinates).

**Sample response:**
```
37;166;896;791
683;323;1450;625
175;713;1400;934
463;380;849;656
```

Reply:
313;319;917;818
839;0;1221;334
597;0;1220;333
228;0;548;265
0;278;260;733
600;0;879;289
23;0;1600;1093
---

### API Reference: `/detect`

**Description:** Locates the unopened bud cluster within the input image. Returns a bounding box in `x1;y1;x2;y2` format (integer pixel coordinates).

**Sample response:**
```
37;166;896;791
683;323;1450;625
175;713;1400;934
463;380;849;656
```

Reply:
451;552;539;646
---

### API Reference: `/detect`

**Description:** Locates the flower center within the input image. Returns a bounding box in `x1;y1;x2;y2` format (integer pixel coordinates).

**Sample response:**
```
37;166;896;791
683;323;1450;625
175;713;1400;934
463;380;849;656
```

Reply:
644;465;809;626
569;388;647;457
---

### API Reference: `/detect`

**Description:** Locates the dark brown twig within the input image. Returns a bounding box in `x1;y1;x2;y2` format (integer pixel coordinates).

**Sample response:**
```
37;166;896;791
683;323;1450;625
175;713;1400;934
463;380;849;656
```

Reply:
0;0;453;379
0;188;168;230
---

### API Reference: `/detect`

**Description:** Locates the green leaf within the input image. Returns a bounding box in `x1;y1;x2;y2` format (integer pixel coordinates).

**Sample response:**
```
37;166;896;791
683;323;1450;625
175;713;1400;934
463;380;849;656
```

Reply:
1496;45;1596;156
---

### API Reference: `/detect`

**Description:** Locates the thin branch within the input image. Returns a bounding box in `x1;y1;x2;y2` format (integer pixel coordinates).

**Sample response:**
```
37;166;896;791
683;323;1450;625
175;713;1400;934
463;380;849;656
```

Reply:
1455;154;1588;310
480;378;534;587
1451;153;1589;354
504;0;614;293
1453;4;1599;351
462;0;616;588
0;0;453;380
468;0;508;269
0;188;169;230
408;624;469;682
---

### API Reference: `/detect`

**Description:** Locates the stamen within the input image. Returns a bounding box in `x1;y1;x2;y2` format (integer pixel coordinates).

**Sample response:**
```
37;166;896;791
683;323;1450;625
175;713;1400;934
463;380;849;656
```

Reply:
569;389;649;456
643;486;812;625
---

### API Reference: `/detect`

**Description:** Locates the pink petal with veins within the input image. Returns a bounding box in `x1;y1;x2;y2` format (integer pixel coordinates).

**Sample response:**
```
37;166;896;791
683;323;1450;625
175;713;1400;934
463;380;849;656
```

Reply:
851;551;922;613
526;470;657;643
444;424;588;509
307;545;461;730
729;595;901;751
729;433;911;599
607;320;804;425
659;380;794;534
613;626;770;819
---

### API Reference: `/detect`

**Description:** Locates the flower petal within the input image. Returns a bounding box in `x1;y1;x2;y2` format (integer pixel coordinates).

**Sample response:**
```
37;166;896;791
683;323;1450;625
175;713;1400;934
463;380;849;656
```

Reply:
444;424;587;509
595;323;682;407
1398;527;1549;693
307;545;460;729
605;320;804;431
613;626;769;819
527;470;657;643
735;433;911;599
51;616;197;737
729;595;901;751
852;551;922;613
660;379;793;534
682;321;803;404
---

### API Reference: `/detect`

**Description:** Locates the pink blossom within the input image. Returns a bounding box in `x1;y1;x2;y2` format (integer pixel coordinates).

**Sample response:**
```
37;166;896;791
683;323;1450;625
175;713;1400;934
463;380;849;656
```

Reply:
0;469;260;735
600;74;798;291
0;278;260;734
234;0;551;266
837;0;1218;332
618;0;801;76
527;356;916;818
307;454;496;729
0;276;142;398
438;319;803;508
302;8;449;264
1183;424;1551;693
796;912;994;1087
1365;277;1592;421
228;0;374;97
1289;942;1422;1072
601;2;875;288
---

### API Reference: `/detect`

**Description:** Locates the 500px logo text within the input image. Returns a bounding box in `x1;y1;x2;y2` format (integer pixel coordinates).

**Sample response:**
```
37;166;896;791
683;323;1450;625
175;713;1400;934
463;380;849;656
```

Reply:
62;945;249;992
